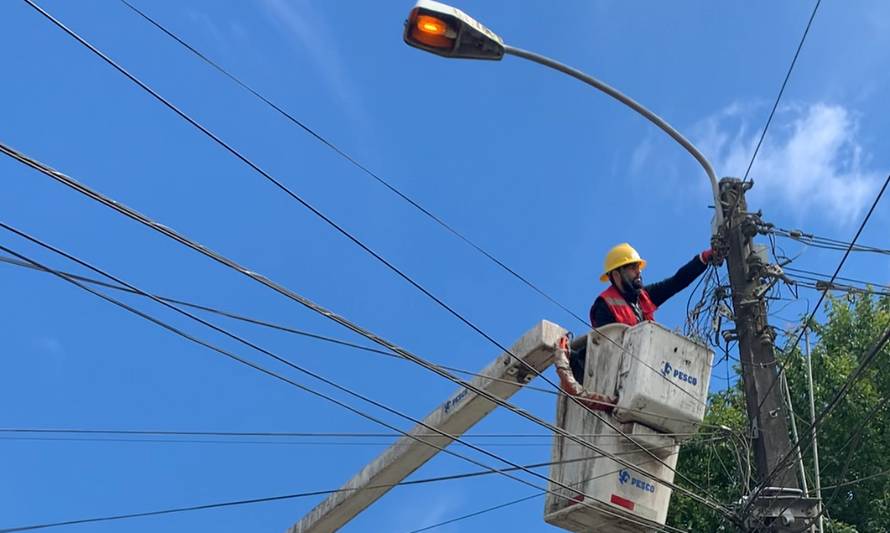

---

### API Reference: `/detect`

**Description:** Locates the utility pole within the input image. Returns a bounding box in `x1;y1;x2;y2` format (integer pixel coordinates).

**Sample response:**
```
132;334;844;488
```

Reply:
719;177;818;531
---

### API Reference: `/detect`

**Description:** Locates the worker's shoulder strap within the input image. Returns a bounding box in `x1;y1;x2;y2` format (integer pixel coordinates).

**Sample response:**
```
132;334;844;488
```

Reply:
599;285;656;325
599;285;627;307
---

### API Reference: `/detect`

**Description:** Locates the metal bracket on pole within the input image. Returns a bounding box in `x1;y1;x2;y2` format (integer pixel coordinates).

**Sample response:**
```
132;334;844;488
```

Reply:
743;487;820;532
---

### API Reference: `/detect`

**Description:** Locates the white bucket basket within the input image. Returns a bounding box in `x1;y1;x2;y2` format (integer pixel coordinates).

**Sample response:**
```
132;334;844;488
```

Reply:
544;322;713;533
613;321;713;436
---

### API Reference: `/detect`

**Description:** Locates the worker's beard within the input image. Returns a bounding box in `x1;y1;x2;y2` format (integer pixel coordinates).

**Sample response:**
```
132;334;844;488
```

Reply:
619;270;643;295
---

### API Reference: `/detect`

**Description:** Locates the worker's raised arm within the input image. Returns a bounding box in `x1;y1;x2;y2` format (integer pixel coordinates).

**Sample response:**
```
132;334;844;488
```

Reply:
644;250;713;307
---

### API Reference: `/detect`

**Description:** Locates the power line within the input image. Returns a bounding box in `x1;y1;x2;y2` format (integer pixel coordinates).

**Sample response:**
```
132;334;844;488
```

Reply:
22;4;718;497
0;251;562;393
0;428;709;439
740;0;821;184
0;252;731;431
715;3;823;506
1;254;567;396
820;467;890;491
0;244;683;533
407;440;729;533
0;440;702;533
745;318;890;519
0;254;725;431
0;455;586;533
8;0;793;523
0;436;555;448
784;266;890;292
408;491;543;533
114;0;591;331
407;470;621;533
0;241;562;481
0;143;733;518
0;231;711;531
811;327;890;435
803;395;890;529
766;226;890;255
86;1;713;416
742;166;887;516
726;0;821;220
750;173;890;418
792;278;890;299
770;394;890;531
6;248;716;427
21;0;599;409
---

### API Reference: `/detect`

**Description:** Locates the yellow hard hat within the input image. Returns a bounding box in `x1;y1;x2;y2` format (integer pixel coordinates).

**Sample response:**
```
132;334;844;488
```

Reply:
600;243;647;282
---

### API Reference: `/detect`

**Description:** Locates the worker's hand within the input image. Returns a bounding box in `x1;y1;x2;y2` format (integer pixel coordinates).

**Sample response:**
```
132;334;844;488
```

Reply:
700;248;724;266
581;392;617;412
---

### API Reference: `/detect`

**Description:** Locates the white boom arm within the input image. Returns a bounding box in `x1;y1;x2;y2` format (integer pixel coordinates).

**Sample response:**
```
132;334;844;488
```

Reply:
286;320;568;533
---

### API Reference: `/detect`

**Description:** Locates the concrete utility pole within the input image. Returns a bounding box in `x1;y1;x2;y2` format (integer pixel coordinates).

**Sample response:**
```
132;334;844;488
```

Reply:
719;178;818;531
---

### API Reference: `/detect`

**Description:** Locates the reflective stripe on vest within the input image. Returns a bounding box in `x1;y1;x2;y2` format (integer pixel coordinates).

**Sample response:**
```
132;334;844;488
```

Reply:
598;285;657;326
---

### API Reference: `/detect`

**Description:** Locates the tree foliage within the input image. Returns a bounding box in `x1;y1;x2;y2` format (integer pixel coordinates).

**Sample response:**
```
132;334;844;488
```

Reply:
666;292;890;531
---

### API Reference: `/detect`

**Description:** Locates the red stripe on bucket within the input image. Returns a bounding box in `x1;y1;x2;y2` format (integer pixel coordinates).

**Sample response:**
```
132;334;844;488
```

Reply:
610;494;635;511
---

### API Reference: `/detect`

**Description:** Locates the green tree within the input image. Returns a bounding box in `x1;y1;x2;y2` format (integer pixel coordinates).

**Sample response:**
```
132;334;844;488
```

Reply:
666;292;890;531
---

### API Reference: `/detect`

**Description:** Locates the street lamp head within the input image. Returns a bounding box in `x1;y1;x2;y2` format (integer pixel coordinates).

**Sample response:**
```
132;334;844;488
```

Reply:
403;0;504;60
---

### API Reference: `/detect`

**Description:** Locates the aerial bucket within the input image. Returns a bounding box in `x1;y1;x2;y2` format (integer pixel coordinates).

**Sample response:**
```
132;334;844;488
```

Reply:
544;321;713;532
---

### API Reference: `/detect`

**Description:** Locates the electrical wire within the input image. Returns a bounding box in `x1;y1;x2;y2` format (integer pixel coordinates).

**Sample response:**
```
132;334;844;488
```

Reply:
712;8;827;494
795;395;890;531
405;466;658;533
113;0;592;333
0;436;561;448
725;0;821;221
0;251;562;394
767;226;890;256
1;441;704;533
0;454;604;533
0;143;735;520
772;394;890;533
0;428;706;439
2;215;734;532
819;467;890;491
784;266;890;292
792;278;890;299
21;4;721;500
0;241;691;533
409;437;734;533
751;173;889;419
408;491;543;533
7;0;809;523
0;253;730;432
744;319;890;520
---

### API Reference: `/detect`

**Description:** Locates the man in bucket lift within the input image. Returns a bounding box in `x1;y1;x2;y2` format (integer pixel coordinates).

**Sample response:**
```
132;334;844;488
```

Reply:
568;243;720;385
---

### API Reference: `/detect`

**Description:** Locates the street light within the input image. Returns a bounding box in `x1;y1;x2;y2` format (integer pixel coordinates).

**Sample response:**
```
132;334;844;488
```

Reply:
403;0;504;60
403;0;724;230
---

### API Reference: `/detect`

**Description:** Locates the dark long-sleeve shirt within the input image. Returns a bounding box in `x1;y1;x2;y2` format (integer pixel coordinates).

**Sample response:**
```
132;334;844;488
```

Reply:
570;254;708;383
588;254;707;327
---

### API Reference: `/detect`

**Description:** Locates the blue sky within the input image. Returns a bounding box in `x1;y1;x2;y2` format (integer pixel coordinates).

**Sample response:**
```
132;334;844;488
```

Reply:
2;1;889;532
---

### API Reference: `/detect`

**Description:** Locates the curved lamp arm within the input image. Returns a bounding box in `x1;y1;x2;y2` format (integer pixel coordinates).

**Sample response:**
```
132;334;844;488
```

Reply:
504;45;723;230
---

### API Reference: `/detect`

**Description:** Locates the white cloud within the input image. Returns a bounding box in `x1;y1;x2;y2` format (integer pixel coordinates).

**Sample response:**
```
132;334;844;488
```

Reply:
628;136;653;177
386;489;463;532
32;337;66;376
185;9;226;49
34;337;64;356
693;102;880;226
260;0;365;123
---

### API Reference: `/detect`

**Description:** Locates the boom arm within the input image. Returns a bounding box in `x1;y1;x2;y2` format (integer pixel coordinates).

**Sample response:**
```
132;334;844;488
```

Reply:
287;320;568;533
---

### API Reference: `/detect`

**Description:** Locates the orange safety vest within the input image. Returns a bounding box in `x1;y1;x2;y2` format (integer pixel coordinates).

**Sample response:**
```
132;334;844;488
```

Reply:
597;285;657;326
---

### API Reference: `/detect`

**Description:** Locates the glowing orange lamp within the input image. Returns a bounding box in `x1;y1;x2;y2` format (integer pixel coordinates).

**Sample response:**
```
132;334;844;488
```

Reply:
403;0;504;60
